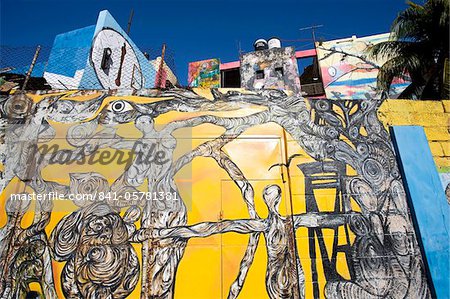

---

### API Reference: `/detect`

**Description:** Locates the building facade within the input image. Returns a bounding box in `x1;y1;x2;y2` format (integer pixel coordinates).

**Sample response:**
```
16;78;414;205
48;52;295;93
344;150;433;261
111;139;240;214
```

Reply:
191;33;411;99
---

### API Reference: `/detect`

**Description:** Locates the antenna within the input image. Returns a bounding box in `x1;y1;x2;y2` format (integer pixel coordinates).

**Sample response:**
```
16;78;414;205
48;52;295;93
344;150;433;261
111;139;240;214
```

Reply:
126;9;134;35
299;24;323;43
237;40;242;56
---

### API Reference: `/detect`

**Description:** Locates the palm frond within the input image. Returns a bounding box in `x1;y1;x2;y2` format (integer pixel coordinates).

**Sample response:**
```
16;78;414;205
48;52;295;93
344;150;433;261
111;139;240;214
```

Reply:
366;41;431;61
376;54;426;91
368;0;449;99
392;1;427;40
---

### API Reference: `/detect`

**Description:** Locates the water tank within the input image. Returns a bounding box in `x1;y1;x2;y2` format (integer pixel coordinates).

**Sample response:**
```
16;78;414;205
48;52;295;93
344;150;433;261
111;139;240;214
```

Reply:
268;37;282;49
253;39;268;51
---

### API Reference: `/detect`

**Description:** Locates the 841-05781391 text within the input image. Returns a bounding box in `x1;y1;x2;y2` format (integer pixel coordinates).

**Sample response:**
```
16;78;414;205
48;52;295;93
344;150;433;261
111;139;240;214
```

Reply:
10;191;179;202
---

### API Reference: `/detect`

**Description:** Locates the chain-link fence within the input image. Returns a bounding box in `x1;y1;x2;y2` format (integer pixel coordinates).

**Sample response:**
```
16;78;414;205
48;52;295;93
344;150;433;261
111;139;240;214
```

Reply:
0;45;178;92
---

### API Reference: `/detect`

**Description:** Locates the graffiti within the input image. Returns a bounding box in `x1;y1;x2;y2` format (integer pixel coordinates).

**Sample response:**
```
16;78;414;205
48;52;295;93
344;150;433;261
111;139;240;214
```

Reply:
90;28;143;89
240;47;301;93
316;33;410;99
188;59;220;88
0;88;431;298
51;202;140;298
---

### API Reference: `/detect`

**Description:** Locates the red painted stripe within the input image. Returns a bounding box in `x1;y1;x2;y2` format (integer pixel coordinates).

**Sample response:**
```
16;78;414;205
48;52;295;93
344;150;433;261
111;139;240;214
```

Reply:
295;49;316;58
220;61;241;70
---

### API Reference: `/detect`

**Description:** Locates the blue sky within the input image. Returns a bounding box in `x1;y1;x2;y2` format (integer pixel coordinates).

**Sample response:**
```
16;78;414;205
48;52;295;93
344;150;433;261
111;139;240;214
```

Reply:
0;0;410;85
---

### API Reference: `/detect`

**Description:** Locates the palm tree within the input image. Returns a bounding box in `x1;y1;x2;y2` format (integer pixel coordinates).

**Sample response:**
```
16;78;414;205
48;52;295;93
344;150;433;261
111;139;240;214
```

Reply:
368;0;449;99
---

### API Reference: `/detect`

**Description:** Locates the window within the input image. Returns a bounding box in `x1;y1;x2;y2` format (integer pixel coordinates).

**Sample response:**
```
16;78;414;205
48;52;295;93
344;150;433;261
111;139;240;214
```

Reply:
101;48;112;71
297;56;325;96
275;67;284;77
221;68;241;88
256;70;264;79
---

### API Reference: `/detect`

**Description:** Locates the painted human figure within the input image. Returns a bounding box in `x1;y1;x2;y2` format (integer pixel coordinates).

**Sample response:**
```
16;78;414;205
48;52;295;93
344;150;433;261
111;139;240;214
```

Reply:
135;185;306;298
133;115;186;299
107;112;194;299
78;99;213;299
135;184;353;299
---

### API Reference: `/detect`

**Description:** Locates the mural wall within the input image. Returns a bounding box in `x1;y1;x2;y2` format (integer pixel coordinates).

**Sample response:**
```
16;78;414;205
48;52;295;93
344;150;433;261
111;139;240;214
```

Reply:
188;59;220;88
240;47;301;93
0;88;433;298
43;10;177;90
316;33;410;99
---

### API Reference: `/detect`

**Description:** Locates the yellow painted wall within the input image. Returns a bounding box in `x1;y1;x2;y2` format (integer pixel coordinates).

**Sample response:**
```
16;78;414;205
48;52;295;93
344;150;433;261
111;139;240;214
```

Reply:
379;99;450;174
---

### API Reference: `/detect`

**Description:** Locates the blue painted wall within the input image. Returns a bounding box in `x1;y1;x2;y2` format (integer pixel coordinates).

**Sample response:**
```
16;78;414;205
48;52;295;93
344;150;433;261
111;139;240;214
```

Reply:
44;10;156;89
10;61;47;77
46;25;95;78
391;126;450;299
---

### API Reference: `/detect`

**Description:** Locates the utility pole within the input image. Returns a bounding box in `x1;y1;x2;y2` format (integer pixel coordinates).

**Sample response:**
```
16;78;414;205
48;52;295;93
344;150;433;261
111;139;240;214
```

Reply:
126;9;134;35
22;45;41;91
299;24;323;44
298;25;325;95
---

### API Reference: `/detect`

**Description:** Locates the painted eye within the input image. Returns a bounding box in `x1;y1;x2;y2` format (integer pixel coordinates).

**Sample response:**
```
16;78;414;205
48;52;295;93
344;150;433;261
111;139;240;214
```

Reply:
110;100;132;113
328;67;337;77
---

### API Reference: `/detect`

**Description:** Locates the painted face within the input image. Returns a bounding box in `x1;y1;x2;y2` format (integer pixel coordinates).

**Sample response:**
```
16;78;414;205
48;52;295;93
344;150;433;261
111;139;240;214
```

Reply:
91;28;143;89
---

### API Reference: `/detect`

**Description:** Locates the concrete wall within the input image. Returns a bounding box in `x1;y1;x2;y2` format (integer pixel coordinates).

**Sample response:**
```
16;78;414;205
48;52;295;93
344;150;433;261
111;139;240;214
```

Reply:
1;89;444;299
240;47;301;93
